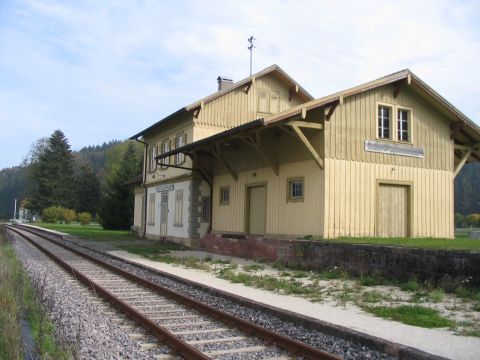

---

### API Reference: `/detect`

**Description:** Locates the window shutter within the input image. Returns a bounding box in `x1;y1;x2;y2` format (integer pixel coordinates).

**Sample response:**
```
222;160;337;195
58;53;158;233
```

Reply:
270;91;279;113
258;89;269;113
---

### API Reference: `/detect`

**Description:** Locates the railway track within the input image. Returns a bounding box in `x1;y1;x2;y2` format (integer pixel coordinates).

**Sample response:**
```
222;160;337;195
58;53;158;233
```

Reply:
4;224;341;360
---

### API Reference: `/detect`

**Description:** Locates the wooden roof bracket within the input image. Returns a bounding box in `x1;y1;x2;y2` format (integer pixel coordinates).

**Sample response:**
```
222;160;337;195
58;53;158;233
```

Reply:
239;132;279;176
454;149;473;178
289;85;299;101
189;151;213;185
287;120;323;130
290;124;324;169
193;101;204;119
244;76;255;94
204;144;238;181
325;100;340;121
393;76;411;99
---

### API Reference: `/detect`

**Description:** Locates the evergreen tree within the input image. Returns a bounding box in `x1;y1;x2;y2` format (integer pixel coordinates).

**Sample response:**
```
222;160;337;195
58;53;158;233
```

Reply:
98;142;142;230
29;130;75;212
73;162;100;215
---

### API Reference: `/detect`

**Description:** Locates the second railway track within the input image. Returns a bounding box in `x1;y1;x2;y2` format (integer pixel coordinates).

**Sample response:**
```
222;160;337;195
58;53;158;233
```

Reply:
5;224;341;360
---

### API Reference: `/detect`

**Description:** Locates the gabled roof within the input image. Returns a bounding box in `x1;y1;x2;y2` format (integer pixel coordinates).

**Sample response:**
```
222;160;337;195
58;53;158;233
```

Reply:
130;65;313;140
158;69;480;163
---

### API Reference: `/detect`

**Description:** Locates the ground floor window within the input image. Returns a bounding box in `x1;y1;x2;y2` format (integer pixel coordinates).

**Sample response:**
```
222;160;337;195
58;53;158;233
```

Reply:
174;190;183;226
201;196;211;222
148;193;155;224
220;187;230;205
287;178;304;201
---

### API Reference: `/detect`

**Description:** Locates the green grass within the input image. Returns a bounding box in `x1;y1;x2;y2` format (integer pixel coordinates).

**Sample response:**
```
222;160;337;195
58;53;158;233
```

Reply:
34;222;138;241
364;305;454;328
318;236;480;251
119;241;187;256
0;230;71;359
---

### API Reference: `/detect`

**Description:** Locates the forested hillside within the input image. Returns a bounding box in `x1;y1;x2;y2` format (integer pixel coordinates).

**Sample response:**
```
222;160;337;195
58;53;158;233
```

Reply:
455;163;480;215
0;133;142;221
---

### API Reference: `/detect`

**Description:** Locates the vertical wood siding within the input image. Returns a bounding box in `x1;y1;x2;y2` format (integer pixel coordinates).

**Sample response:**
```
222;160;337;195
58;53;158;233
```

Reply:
323;158;454;238
212;160;325;236
196;73;304;130
324;85;453;171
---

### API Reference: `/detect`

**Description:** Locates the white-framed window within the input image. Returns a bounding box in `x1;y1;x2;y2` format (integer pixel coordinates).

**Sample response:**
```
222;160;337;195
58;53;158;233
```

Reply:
160;140;170;169
377;105;392;139
175;133;186;164
147;193;155;224
149;145;157;172
397;108;410;142
219;187;230;205
287;178;304;202
174;190;183;226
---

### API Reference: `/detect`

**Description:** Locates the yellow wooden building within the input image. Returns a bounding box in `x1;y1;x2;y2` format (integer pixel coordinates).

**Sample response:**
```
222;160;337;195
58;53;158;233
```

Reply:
159;69;480;239
130;65;313;240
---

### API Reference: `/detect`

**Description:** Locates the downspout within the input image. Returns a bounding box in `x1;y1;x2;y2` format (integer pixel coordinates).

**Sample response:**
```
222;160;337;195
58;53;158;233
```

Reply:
134;138;148;239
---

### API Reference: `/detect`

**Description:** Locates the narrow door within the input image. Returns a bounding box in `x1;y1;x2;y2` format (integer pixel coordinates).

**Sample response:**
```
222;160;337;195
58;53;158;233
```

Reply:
160;192;168;236
377;184;409;237
248;185;267;235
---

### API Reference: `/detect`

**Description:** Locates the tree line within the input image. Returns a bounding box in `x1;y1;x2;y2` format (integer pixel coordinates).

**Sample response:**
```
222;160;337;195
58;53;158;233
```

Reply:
0;130;142;230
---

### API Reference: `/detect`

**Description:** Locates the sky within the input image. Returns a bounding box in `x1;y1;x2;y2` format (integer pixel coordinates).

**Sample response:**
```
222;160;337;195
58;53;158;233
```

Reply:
0;0;479;169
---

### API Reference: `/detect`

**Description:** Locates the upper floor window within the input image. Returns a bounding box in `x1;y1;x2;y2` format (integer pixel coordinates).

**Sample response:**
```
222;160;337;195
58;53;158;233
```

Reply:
397;109;410;142
160;140;170;169
175;133;186;164
378;105;391;139
258;89;280;114
149;145;157;172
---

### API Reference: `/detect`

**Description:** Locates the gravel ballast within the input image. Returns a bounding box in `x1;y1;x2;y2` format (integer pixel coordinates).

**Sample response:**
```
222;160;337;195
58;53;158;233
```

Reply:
19;227;397;360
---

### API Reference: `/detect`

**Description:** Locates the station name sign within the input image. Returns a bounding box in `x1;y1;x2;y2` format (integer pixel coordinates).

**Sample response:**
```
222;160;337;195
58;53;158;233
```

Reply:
156;184;174;192
364;140;424;158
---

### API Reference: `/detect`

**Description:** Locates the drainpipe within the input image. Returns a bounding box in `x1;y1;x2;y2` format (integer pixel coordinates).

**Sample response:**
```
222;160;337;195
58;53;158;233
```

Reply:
134;138;148;238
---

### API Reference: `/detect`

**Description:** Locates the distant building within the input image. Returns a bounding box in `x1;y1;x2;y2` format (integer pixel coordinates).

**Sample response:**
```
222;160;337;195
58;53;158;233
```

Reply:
158;69;480;240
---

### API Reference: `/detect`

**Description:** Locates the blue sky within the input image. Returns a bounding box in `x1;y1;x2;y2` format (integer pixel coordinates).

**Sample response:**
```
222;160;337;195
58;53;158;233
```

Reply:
0;0;479;169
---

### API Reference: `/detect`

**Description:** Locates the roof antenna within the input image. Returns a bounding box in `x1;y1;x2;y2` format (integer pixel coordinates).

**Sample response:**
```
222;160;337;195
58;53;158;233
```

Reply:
248;35;255;76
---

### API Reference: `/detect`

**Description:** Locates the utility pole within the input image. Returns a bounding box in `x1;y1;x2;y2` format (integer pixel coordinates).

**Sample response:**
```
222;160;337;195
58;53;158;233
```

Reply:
248;36;255;76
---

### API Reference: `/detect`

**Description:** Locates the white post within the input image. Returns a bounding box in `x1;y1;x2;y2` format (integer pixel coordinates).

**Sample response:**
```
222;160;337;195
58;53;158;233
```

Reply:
14;198;17;220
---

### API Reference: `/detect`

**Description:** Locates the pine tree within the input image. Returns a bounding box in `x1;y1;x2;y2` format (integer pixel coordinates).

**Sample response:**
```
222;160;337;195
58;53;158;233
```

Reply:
98;142;142;230
29;130;75;212
73;162;100;215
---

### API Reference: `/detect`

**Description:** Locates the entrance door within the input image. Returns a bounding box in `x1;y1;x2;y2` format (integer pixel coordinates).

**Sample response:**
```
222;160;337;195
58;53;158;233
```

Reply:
160;192;168;236
248;185;267;235
377;184;409;237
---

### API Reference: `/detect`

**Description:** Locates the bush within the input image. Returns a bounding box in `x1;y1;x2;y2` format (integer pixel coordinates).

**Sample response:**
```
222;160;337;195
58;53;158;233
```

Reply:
78;212;92;225
62;208;76;224
41;206;64;223
467;213;480;227
455;213;466;228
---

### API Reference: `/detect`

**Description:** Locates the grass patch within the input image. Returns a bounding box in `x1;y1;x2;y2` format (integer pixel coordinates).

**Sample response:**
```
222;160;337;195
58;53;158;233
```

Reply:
359;275;386;286
242;264;264;272
217;269;320;297
316;236;480;251
361;290;384;303
0;229;71;359
364;305;454;328
34;222;137;242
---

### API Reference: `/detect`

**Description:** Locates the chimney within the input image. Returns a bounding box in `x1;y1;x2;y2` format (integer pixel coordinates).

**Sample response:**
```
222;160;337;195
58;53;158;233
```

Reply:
217;76;234;92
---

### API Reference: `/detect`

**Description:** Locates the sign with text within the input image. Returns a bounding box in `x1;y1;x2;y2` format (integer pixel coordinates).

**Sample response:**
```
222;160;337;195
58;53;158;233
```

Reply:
156;183;174;192
365;140;424;158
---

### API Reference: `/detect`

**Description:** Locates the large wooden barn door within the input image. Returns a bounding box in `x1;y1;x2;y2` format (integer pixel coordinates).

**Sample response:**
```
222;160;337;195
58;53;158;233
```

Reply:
160;192;168;236
247;185;267;235
377;184;409;237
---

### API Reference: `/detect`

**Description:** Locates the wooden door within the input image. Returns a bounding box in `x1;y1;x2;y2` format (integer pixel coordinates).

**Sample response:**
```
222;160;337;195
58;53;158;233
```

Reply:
377;184;409;237
160;192;168;236
248;186;267;235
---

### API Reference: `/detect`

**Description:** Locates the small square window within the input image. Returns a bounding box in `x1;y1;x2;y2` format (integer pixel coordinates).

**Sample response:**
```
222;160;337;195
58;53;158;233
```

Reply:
220;187;230;205
287;178;304;201
378;105;391;139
